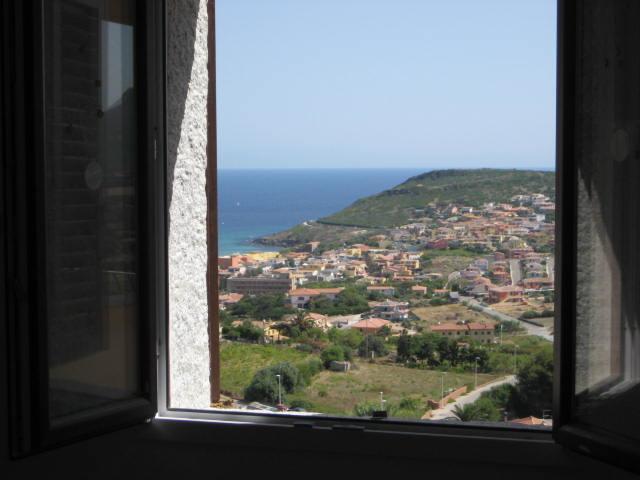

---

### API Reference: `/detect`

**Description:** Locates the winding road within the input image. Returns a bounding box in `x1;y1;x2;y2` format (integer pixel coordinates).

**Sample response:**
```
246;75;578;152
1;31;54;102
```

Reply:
425;375;517;420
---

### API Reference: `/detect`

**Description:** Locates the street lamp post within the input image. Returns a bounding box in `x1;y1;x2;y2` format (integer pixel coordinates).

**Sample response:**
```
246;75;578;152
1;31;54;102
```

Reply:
440;372;447;407
474;357;480;389
276;374;282;406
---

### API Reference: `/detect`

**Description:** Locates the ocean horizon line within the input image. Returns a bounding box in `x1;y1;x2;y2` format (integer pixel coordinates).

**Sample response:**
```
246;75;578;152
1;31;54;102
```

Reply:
218;166;556;171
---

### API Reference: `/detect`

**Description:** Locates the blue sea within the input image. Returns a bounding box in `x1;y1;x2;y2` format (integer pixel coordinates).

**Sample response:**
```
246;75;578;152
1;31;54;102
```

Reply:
217;169;425;255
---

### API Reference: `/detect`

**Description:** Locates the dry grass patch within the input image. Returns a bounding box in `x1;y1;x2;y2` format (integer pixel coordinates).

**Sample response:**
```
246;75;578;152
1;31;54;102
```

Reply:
412;304;495;330
290;362;500;417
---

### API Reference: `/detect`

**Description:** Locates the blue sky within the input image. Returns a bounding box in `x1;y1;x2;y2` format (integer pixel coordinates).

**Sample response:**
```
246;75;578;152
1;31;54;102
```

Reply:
216;0;556;170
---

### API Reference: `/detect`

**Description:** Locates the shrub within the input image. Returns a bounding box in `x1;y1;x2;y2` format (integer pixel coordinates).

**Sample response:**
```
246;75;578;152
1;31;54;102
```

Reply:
496;320;524;333
296;358;323;385
236;320;264;342
243;362;301;403
398;397;421;410
321;345;345;368
295;343;314;353
244;371;279;403
289;399;314;411
271;362;301;392
357;335;389;358
353;401;380;417
327;327;364;349
429;297;449;306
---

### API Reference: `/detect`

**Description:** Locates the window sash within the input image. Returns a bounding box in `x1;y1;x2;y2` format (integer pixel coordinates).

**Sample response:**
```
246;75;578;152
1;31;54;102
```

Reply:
5;0;165;456
552;0;640;474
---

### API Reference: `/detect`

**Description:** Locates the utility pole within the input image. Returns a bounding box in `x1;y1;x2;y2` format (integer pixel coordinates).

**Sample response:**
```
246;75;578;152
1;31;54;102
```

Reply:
441;372;447;407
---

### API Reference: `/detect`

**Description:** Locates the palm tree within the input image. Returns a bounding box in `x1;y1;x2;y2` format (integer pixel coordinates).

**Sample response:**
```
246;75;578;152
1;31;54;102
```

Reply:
452;403;479;421
292;311;314;331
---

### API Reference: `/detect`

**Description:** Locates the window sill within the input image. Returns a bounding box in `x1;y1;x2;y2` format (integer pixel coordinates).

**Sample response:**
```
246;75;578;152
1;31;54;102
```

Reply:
151;409;567;468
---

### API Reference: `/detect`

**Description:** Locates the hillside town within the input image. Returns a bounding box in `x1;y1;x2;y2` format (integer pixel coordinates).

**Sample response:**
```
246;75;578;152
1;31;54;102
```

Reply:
216;193;555;424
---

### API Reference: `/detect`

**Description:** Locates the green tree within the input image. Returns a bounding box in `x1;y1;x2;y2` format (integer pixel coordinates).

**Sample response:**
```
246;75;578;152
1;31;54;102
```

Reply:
310;286;369;315
437;337;460;366
358;335;388;358
396;333;414;362
510;347;553;417
230;293;291;320
244;362;301;404
244;371;279;403
321;345;345;368
453;397;501;422
236;320;264;342
328;327;364;349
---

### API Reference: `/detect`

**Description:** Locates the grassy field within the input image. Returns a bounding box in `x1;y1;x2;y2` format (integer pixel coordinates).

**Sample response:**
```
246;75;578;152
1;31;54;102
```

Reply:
288;362;500;418
220;342;313;398
422;255;477;277
491;300;554;319
220;341;502;417
412;304;496;330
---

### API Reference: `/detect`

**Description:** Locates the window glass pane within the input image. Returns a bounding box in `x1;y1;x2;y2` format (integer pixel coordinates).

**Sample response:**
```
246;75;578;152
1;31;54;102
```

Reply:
44;0;139;420
573;8;640;439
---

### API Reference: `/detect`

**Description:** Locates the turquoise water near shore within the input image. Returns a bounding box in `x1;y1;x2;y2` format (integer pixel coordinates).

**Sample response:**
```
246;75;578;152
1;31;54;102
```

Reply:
217;169;424;256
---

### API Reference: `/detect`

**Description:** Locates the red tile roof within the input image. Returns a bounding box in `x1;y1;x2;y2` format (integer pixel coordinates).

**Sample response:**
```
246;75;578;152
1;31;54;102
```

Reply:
431;323;467;332
510;416;546;426
352;318;391;330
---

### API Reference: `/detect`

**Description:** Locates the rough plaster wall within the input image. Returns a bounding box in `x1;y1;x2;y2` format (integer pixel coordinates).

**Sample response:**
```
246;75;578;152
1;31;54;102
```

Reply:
166;0;210;408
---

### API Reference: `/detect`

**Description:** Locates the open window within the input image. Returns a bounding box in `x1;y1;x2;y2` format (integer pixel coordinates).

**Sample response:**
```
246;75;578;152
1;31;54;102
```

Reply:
2;0;640;476
4;0;164;455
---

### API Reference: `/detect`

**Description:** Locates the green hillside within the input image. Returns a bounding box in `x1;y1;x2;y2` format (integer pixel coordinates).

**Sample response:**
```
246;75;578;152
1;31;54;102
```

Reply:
317;169;555;228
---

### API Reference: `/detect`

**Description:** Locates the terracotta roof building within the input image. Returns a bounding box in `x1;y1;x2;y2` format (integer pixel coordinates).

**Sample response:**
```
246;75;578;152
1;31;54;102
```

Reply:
351;318;391;335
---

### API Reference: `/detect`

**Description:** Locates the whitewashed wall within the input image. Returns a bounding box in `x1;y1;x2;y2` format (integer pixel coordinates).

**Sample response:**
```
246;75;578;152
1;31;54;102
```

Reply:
166;0;210;408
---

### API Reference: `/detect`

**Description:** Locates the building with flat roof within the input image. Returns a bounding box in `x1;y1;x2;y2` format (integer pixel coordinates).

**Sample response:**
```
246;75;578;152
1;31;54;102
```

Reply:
370;299;409;321
430;322;495;344
226;276;295;295
488;285;524;303
288;287;344;309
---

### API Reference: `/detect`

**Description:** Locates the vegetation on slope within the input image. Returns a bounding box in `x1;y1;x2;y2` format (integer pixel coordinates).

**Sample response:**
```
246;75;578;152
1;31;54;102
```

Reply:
318;169;555;228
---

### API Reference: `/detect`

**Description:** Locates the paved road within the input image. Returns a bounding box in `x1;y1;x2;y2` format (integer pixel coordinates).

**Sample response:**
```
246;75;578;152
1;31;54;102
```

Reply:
462;296;554;342
509;259;522;286
426;375;517;420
